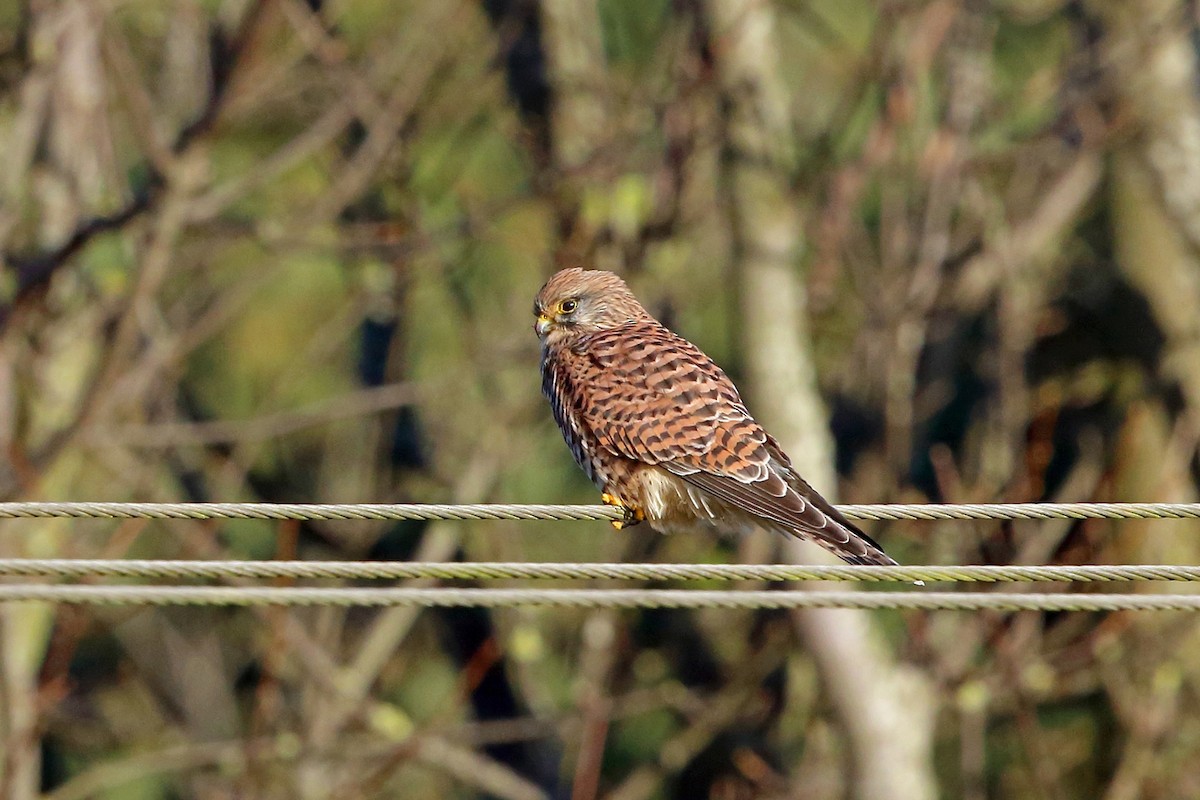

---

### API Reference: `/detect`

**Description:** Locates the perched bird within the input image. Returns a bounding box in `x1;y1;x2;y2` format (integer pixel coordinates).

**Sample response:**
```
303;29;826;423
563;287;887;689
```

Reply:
534;267;897;567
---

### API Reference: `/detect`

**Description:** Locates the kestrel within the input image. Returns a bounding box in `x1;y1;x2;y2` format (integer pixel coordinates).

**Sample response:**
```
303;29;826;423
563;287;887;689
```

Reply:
534;267;897;566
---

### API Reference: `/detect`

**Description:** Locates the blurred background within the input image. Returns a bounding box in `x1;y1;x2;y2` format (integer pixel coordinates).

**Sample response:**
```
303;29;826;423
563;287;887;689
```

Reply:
2;0;1200;798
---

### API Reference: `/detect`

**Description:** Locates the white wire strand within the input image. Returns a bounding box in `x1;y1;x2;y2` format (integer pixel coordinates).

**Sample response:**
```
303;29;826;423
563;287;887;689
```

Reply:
0;585;1197;610
2;560;1200;583
0;501;1199;522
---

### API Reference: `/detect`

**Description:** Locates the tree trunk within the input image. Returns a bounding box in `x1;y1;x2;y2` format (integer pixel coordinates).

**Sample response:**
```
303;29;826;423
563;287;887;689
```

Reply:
1091;0;1200;418
706;1;937;798
1;3;109;796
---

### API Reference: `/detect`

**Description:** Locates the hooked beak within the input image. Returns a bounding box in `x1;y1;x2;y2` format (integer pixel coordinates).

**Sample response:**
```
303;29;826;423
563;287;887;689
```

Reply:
535;313;554;337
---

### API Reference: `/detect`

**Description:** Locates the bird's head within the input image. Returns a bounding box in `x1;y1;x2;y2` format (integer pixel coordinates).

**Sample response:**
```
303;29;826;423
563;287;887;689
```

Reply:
533;268;650;345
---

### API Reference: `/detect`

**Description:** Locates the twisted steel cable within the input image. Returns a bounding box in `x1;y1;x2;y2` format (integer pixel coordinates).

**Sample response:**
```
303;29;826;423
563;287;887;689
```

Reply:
837;502;1200;522
0;502;623;522
0;585;1197;610
3;560;1200;583
0;501;1199;523
2;501;1199;608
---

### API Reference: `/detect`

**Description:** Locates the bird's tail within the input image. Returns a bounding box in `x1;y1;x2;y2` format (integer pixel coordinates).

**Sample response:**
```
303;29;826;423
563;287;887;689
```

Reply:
818;522;899;567
766;515;898;566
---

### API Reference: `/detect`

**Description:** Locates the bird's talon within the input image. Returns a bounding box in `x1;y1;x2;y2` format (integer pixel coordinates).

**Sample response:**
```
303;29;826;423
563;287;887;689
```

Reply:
612;504;644;530
601;493;643;529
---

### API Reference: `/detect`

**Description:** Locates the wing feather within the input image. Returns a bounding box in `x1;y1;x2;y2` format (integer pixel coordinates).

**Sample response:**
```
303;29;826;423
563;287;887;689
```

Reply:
560;322;891;564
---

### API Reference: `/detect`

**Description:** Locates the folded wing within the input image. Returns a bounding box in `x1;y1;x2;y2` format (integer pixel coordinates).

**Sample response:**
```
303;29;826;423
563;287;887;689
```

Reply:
572;323;894;565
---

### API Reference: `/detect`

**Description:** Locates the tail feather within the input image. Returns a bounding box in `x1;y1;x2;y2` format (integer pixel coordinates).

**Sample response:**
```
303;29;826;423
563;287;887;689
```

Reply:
782;476;899;566
784;522;899;567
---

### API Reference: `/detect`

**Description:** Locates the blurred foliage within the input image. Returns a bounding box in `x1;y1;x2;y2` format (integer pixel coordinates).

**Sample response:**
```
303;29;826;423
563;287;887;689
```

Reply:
1;0;1200;798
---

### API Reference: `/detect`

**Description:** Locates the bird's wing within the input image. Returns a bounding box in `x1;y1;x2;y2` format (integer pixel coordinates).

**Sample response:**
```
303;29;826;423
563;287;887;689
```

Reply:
570;323;889;563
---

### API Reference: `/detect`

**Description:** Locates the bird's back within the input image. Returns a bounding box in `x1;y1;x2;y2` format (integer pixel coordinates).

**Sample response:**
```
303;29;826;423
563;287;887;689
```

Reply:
539;309;897;567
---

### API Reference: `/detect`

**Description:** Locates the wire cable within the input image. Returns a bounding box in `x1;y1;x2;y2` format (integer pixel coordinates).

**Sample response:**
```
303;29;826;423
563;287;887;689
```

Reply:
0;501;1200;523
0;585;1197;610
3;560;1200;583
0;502;623;522
3;501;1199;608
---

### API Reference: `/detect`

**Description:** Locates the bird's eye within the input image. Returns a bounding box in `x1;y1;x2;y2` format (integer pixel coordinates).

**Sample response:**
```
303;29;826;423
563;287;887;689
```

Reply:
558;299;578;314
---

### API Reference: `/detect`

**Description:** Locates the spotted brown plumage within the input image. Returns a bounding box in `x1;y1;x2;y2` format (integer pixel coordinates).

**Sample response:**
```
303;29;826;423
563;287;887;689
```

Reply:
534;267;897;566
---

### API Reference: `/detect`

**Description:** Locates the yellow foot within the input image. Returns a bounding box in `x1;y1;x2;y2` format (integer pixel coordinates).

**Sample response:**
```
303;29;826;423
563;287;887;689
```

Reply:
601;493;645;530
